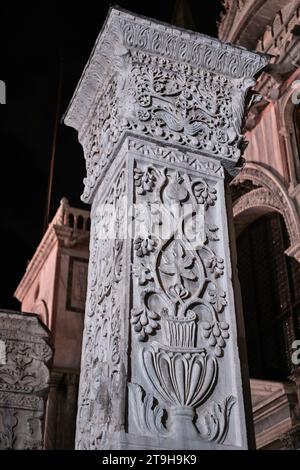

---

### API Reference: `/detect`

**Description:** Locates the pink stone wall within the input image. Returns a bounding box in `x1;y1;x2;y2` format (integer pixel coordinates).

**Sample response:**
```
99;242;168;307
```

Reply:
21;245;58;331
244;103;287;182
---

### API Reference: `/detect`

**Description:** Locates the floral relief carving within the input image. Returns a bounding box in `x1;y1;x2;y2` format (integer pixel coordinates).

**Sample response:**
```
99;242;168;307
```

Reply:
134;167;156;194
132;262;154;285
0;312;52;450
207;282;228;313
194;181;217;209
76;18;265;204
159;241;197;287
131;308;160;342
76;169;126;449
134;234;157;257
127;61;245;160
130;159;235;442
65;8;267;450
201;321;230;358
206;255;224;278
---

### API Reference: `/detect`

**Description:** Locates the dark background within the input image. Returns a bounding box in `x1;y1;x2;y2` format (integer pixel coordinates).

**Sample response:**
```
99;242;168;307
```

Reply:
0;0;221;310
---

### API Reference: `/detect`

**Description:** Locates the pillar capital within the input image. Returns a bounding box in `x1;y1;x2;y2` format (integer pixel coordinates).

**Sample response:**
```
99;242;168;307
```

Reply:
64;7;268;203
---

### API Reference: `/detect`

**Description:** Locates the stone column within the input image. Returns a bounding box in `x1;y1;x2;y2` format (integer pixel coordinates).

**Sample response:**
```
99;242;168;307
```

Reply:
43;371;62;450
64;7;268;450
0;310;52;450
61;373;79;449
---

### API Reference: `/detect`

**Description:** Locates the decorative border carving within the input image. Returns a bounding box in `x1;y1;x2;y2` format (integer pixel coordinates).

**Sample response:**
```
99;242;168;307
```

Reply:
128;138;225;177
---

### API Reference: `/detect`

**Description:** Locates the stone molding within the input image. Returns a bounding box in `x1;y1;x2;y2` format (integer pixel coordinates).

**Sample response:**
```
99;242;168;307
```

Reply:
250;378;299;449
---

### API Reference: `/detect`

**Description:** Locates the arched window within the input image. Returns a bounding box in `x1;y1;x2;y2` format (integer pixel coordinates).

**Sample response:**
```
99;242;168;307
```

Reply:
77;215;84;230
236;212;300;381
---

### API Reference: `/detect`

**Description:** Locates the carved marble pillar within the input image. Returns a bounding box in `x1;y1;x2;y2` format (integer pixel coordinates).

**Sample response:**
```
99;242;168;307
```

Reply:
64;7;268;450
0;310;52;450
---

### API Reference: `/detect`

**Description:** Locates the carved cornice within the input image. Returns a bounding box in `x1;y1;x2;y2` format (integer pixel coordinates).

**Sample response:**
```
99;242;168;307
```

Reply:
250;378;299;449
65;7;267;134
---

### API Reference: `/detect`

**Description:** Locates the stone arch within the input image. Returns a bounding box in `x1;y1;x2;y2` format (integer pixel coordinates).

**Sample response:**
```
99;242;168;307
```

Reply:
231;162;300;260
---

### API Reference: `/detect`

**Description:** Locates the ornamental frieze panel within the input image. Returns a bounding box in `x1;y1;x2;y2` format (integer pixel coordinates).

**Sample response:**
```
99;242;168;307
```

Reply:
81;54;261;203
128;157;236;445
76;168;127;449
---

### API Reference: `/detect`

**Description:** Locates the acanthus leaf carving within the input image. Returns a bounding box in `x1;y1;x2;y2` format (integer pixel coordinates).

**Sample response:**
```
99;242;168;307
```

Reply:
128;383;167;436
128;156;238;443
196;395;236;443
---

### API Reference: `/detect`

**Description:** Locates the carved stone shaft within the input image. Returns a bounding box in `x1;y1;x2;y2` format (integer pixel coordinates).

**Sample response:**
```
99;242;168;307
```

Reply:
0;310;52;450
64;7;268;450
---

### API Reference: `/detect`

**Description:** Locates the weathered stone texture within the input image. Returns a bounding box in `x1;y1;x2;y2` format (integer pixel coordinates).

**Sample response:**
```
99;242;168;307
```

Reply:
64;7;268;450
0;310;52;449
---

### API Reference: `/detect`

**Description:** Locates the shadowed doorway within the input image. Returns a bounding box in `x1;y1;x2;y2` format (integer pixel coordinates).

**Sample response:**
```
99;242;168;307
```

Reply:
236;211;300;381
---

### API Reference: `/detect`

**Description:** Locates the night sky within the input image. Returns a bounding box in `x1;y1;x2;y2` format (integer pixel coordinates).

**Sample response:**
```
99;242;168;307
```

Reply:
0;1;221;310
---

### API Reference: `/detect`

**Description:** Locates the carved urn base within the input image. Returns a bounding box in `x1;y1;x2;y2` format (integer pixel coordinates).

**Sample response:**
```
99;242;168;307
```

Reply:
169;406;199;440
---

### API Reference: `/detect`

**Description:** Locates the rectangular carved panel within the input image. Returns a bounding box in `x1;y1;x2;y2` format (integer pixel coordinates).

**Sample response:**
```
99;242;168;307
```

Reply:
67;258;88;313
